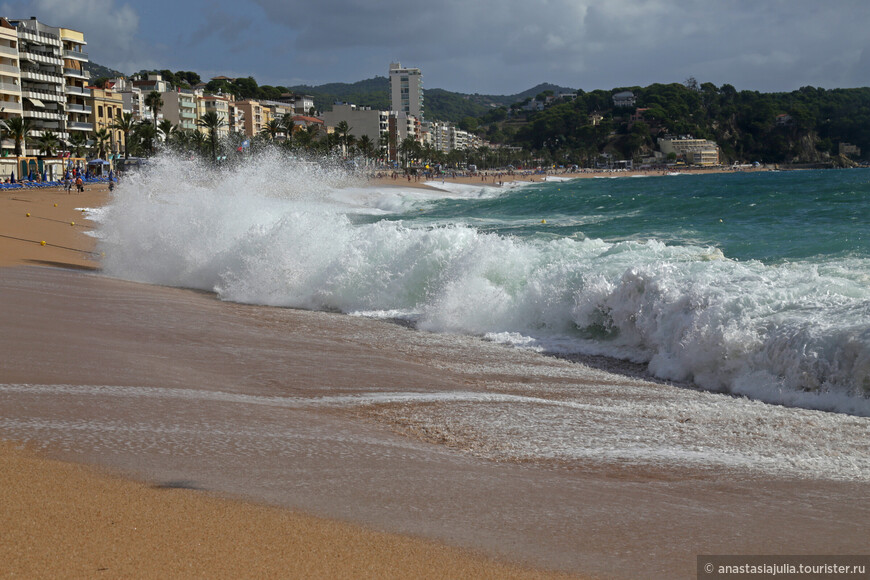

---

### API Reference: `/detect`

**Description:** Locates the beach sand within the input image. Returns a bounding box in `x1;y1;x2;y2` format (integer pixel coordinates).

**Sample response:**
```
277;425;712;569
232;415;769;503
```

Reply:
0;184;575;578
1;178;867;579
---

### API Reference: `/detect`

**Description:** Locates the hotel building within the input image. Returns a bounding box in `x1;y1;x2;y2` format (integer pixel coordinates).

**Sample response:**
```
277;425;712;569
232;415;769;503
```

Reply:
389;62;423;120
10;17;67;154
321;103;389;145
161;89;198;132
0;18;23;155
60;26;92;137
197;95;230;139
658;136;720;166
87;86;124;157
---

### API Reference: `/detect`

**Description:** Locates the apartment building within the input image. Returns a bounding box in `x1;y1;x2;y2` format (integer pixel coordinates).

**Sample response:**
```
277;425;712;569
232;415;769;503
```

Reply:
389;62;423;120
0;18;22;155
277;92;314;116
10;17;66;153
60;26;92;137
321;103;389;145
197;95;230;139
107;77;145;121
260;99;295;135
161;89;198;132
658;136;720;166
87;86;124;156
234;99;265;137
227;101;244;135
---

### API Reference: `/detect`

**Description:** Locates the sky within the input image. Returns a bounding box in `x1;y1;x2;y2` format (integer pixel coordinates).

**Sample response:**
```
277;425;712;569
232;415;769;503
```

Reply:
2;0;868;96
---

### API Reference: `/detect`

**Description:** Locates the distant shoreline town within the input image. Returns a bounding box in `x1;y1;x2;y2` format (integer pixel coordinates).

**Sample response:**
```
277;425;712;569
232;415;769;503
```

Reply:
0;16;867;182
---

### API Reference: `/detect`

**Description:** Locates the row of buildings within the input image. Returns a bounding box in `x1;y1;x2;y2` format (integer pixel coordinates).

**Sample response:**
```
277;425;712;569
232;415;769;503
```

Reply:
0;16;486;165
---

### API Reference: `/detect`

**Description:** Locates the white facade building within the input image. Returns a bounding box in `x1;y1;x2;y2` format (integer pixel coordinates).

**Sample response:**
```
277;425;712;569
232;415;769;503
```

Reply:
389;62;423;120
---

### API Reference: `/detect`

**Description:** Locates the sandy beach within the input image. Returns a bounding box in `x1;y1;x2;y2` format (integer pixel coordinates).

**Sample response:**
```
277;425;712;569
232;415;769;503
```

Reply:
1;176;868;579
0;183;575;578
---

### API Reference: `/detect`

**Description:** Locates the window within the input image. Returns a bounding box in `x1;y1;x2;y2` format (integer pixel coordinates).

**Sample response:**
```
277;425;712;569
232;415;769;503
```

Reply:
98;105;103;117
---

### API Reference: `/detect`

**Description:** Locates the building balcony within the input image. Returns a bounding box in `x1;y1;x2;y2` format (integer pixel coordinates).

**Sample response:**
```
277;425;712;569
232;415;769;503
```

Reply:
68;121;94;131
60;33;86;45
0;101;22;112
0;44;18;58
21;88;63;102
23;109;64;120
180;111;196;119
65;102;92;114
19;50;63;66
20;68;62;82
64;84;91;97
63;67;89;79
0;63;21;75
0;81;21;94
63;49;88;61
16;29;61;46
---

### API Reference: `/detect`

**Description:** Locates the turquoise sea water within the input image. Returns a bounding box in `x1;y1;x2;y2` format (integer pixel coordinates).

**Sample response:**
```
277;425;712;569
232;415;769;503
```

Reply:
97;160;870;415
397;170;870;263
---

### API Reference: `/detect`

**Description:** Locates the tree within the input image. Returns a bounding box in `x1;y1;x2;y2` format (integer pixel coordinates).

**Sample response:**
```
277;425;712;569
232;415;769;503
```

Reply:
335;120;354;157
36;131;60;156
110;112;136;159
134;121;159;155
2;116;30;156
356;134;375;162
69;130;90;158
157;119;175;143
260;119;282;140
196;111;226;162
279;113;295;146
399;136;420;168
93;127;112;159
144;91;164;125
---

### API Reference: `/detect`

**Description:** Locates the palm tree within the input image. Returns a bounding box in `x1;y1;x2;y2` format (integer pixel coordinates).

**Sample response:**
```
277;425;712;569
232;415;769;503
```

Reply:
260;119;281;140
36;131;60;157
2;116;30;156
144;91;164;125
335;120;354;157
279;113;295;145
399;136;420;168
134;121;159;156
357;134;374;164
110;112;136;159
69;131;90;158
93;128;112;159
196;111;226;162
157;119;175;143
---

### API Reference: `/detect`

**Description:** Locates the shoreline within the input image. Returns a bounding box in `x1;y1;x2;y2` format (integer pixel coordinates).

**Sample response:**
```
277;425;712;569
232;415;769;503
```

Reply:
366;164;773;190
2;173;868;579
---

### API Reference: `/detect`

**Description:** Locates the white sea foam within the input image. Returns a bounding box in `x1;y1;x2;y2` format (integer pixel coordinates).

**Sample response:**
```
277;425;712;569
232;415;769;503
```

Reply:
97;155;870;415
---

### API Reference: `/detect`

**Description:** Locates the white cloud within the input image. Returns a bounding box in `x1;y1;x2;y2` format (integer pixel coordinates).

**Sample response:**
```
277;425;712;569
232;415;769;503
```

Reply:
1;0;153;73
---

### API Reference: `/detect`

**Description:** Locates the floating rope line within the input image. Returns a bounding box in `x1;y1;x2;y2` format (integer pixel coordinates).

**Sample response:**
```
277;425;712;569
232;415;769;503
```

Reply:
0;233;99;256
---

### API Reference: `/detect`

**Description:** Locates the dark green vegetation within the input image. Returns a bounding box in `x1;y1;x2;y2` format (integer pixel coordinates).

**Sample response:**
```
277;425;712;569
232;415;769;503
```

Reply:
506;82;870;165
89;62;870;165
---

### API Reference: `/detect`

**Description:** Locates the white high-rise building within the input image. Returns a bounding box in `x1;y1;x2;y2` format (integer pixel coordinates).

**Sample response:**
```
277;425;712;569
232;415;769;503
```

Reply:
389;62;423;120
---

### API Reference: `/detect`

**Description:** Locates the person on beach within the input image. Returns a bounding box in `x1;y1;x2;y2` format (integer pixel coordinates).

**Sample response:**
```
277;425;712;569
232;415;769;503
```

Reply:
75;176;83;193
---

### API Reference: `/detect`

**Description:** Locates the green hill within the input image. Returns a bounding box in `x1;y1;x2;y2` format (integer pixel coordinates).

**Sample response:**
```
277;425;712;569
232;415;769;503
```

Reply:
84;61;126;81
288;78;575;123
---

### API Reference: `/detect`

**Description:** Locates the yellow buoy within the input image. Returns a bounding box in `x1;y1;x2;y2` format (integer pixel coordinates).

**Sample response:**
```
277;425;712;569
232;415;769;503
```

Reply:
541;219;547;224
54;203;57;207
25;213;30;217
40;240;46;246
70;221;75;226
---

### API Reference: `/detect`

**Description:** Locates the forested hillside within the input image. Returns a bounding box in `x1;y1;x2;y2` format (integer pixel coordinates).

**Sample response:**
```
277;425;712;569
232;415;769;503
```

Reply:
497;82;870;164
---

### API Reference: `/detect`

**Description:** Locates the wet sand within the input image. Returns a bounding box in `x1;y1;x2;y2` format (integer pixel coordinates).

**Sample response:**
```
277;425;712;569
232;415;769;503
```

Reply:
1;183;868;579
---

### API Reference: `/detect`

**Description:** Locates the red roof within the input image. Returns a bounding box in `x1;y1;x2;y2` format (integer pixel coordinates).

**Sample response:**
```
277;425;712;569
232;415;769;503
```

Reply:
293;115;323;124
